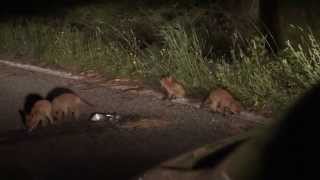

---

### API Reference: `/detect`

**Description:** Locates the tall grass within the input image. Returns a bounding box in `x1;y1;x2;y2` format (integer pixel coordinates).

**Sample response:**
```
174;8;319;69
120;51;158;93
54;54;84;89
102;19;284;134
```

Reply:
146;25;212;89
0;17;320;114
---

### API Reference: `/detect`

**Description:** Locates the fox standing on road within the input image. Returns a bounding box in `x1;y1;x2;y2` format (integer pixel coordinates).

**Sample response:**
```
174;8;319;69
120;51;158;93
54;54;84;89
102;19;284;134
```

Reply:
203;88;242;114
51;93;93;121
25;99;54;132
160;76;186;99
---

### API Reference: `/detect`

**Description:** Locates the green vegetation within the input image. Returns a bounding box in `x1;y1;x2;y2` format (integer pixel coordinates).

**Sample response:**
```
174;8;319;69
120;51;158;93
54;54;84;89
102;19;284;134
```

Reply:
0;2;319;115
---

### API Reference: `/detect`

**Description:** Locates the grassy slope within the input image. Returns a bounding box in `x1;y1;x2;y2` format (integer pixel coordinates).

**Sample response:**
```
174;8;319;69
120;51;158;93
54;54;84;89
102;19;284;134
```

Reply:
1;1;320;116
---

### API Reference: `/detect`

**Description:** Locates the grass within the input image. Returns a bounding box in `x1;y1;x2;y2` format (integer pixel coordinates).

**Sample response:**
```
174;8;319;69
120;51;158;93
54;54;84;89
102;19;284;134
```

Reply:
1;4;320;115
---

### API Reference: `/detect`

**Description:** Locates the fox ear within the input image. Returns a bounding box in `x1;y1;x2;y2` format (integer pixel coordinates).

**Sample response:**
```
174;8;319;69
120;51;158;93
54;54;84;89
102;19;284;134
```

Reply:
165;76;173;82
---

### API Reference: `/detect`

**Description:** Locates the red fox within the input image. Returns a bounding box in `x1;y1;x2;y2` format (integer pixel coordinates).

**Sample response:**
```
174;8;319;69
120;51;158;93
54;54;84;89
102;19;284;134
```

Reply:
51;93;93;121
160;76;186;99
25;99;54;131
203;88;242;114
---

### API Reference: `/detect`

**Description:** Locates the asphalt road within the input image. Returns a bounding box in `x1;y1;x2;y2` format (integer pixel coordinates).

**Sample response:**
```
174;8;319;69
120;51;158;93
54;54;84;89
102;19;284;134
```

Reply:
0;62;261;179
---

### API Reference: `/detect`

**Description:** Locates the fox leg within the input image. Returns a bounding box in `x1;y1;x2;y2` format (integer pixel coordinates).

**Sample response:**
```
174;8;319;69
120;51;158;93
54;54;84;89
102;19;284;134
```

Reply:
61;108;68;121
217;103;227;115
46;113;54;125
201;97;211;108
27;117;41;132
167;93;173;100
73;109;80;120
41;117;48;126
71;105;80;120
210;101;219;112
53;109;62;121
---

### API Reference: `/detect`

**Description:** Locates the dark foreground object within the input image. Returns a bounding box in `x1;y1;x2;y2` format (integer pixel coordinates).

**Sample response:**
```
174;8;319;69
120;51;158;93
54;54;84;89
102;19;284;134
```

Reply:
0;114;257;180
135;83;320;180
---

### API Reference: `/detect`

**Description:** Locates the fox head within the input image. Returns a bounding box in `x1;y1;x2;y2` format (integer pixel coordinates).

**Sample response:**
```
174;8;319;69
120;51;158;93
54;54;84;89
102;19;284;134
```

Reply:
230;101;242;114
25;112;38;132
160;76;176;87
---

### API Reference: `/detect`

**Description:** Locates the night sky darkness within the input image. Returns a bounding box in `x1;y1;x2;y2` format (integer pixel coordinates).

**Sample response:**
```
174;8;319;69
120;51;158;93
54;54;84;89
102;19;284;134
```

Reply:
0;0;98;17
0;0;210;16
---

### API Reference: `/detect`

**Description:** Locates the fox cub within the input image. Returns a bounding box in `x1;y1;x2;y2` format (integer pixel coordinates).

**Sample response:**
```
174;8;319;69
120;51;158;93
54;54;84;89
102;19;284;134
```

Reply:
160;76;186;99
203;88;242;114
25;99;54;132
51;93;93;121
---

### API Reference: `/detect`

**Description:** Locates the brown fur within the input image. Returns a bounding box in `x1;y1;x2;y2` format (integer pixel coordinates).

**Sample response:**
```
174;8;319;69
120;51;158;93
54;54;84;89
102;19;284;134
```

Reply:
204;88;242;114
25;99;53;131
160;76;186;99
51;93;92;121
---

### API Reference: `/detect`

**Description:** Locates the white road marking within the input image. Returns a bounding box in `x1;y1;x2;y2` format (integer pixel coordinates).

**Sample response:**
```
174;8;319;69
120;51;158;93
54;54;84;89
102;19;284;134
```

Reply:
0;59;84;80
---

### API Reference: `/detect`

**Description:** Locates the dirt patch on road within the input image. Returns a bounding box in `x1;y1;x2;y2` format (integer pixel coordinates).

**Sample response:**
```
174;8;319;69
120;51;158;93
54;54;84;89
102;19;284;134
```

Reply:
120;117;172;129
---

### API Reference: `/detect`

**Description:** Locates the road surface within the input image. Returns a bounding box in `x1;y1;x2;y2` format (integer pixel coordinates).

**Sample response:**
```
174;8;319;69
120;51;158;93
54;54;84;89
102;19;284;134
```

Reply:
0;62;262;179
